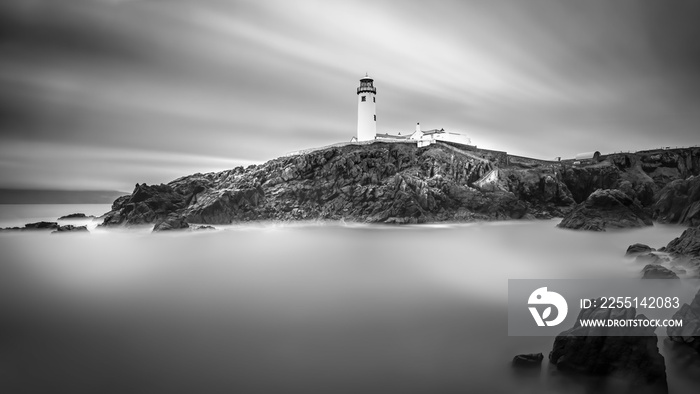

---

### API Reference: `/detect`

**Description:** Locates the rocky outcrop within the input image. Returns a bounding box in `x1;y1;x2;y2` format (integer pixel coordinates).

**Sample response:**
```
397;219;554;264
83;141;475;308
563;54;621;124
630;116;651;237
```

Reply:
52;225;89;233
99;143;575;226
511;353;543;368
498;168;575;218
1;221;60;231
653;176;700;226
641;264;679;279
550;301;667;393
100;183;187;227
96;144;700;226
626;243;655;256
57;213;94;220
25;221;60;230
561;148;700;206
667;288;700;354
557;189;653;231
662;226;700;258
152;214;190;232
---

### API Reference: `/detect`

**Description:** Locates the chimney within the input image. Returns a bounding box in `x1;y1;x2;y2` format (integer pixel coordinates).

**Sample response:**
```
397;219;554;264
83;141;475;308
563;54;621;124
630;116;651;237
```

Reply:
416;122;420;133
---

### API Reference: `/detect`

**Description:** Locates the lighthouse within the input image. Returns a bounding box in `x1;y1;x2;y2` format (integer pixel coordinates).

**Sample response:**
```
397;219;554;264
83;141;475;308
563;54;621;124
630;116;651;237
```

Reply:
356;74;376;141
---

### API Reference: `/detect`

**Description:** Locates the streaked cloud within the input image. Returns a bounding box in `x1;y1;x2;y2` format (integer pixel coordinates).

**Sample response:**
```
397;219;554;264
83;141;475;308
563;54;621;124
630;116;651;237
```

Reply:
1;0;698;190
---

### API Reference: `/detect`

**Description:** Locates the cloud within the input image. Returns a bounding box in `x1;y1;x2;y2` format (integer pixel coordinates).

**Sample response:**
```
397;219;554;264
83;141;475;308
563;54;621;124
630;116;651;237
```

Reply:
0;140;257;190
0;0;699;189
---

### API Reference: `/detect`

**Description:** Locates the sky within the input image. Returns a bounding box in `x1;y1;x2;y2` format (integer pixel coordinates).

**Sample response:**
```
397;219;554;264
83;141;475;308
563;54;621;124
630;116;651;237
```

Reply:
1;0;699;191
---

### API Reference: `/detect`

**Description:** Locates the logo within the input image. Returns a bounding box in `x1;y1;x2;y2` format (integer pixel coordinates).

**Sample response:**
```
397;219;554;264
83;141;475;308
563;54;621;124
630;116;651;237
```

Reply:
528;287;568;327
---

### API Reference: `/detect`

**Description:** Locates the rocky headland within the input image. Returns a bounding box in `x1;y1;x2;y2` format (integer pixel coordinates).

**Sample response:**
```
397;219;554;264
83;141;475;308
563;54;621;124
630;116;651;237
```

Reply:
94;142;700;231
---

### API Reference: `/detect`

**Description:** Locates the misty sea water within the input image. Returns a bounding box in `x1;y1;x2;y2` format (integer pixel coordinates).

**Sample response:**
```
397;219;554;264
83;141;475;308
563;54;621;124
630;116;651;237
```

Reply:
1;204;699;393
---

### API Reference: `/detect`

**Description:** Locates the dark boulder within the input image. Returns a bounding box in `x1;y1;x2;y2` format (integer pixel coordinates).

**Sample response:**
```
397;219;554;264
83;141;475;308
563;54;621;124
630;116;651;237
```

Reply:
101;183;187;227
57;213;93;220
558;189;653;231
1;222;59;232
641;264;679;279
653;175;700;226
511;353;543;368
52;225;89;233
662;226;700;258
23;221;59;230
626;243;655;256
667;288;700;354
550;302;667;393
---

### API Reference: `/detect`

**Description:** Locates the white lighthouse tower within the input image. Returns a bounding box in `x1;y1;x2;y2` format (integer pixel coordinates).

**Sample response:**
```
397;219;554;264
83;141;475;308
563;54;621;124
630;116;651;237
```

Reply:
356;74;377;141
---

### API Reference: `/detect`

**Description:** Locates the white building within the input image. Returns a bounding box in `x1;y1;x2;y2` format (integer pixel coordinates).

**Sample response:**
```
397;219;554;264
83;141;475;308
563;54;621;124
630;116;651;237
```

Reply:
377;122;471;147
409;122;471;147
356;75;377;141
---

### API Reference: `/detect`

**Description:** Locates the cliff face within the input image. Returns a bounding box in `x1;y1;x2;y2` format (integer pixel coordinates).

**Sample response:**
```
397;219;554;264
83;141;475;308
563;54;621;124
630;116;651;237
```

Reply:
101;143;572;226
99;144;700;227
561;149;700;206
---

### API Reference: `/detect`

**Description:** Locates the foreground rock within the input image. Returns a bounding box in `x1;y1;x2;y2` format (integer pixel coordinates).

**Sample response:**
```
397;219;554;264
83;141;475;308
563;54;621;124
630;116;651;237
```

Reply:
658;226;700;276
511;353;543;368
667;288;700;354
550;301;667;393
558;189;653;231
641;264;679;279
653;175;700;226
101;184;186;227
152;214;190;232
662;226;700;258
626;243;655;256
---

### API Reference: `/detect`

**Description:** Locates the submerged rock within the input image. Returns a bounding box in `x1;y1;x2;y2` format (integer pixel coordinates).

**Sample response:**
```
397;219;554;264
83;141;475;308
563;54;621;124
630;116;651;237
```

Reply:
641;264;679;279
626;243;655;256
1;221;59;231
57;213;94;220
550;301;667;393
24;221;60;230
557;189;653;231
52;225;89;233
511;353;544;368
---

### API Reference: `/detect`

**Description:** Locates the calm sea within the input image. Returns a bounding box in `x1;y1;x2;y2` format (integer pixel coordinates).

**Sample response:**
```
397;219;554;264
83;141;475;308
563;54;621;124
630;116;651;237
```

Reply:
1;204;698;393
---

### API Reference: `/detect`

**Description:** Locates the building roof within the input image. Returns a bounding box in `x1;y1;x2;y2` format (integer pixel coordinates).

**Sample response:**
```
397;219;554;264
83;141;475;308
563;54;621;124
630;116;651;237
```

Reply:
376;133;410;140
420;129;445;135
575;151;600;160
